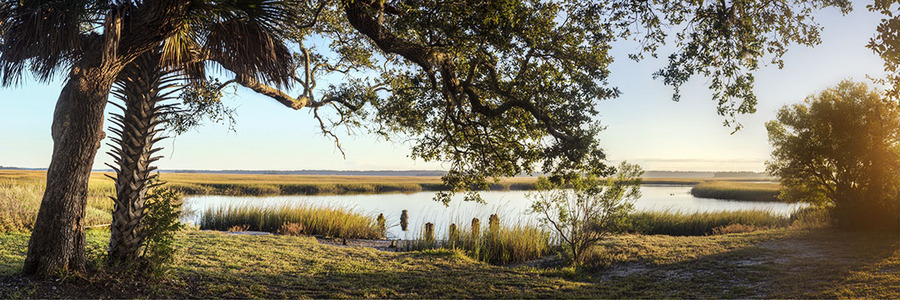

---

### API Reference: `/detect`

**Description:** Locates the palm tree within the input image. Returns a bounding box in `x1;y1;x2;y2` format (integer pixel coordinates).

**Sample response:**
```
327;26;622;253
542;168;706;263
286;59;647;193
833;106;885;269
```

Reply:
0;0;298;277
105;0;301;265
106;51;179;265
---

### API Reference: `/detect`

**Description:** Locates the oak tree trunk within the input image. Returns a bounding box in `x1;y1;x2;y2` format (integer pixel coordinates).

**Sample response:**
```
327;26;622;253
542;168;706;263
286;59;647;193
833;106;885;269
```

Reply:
22;55;118;277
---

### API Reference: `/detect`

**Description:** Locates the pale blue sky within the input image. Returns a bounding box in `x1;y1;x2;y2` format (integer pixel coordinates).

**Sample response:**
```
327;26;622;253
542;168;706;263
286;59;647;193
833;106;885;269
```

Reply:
0;3;886;172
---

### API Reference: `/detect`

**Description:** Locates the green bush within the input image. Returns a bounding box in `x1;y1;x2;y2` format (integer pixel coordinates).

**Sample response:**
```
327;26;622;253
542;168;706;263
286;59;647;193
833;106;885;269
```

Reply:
139;187;185;276
529;162;643;264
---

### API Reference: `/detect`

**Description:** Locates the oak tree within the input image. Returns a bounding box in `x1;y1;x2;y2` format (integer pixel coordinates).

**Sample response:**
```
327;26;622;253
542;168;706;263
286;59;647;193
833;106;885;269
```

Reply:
766;81;900;230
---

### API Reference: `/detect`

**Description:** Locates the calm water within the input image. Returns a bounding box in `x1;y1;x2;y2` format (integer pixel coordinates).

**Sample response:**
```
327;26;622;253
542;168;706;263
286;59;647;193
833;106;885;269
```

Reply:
183;184;803;239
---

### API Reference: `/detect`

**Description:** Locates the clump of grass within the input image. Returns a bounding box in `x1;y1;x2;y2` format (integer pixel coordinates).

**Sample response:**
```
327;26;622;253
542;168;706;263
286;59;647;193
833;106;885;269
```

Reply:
711;223;769;235
413;218;553;265
0;181;41;232
277;222;305;236
228;224;250;232
200;203;383;239
628;209;790;236
789;206;830;228
691;181;781;202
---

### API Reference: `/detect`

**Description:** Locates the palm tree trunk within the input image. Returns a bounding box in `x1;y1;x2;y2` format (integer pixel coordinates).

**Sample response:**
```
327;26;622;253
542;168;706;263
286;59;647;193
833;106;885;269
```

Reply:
23;56;119;277
107;53;170;264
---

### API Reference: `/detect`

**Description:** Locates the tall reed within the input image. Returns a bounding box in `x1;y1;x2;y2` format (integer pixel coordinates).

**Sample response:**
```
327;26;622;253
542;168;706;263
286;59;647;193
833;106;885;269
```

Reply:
690;181;780;202
200;203;383;239
413;217;552;265
628;209;790;236
0;181;41;232
0;179;112;232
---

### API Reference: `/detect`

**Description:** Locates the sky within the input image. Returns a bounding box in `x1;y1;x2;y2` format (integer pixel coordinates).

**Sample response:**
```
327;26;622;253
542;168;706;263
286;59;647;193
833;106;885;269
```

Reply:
0;2;888;172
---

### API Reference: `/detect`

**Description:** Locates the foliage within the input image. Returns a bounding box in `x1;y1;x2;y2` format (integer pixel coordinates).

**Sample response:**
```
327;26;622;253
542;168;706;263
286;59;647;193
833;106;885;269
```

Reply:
690;181;781;202
529;162;643;263
163;77;238;134
628;209;791;236
341;0;853;200
868;1;900;99
766;81;900;230
138;187;185;276
644;0;852;129
200;203;382;239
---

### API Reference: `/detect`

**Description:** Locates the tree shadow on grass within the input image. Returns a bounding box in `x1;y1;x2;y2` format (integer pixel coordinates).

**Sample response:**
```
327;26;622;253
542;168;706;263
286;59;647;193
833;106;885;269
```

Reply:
569;228;900;298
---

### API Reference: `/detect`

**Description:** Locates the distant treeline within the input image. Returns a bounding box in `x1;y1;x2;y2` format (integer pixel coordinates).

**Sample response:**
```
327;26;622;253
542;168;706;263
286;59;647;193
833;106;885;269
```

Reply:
0;166;771;179
712;171;769;178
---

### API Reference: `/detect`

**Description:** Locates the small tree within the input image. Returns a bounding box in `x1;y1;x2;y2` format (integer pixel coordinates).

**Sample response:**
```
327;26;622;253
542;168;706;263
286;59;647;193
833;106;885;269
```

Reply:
529;162;643;264
767;80;900;230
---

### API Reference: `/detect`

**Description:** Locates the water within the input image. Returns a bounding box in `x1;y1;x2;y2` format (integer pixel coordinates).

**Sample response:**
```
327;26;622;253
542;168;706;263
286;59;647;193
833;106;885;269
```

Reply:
183;184;803;239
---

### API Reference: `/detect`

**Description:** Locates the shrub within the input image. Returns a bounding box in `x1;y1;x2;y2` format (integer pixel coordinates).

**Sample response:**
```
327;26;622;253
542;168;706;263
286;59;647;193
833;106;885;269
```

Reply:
529;162;643;264
139;187;184;276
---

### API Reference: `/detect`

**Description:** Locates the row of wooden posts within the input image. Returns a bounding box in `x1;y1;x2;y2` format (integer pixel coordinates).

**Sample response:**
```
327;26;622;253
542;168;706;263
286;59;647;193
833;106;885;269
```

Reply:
375;209;501;241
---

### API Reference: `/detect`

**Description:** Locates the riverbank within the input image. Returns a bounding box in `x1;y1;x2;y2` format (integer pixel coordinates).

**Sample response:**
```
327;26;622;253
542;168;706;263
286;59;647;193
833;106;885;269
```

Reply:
1;226;896;298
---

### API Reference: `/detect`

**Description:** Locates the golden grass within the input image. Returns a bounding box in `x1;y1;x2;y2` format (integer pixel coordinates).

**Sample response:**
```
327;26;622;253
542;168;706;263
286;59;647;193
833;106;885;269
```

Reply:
200;203;384;239
628;209;791;236
690;181;781;202
415;221;554;265
0;174;112;232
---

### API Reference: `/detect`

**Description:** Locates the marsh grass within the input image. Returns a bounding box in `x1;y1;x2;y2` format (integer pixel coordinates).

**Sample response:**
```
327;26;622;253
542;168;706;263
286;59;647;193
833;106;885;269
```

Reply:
628;209;791;236
200;203;383;239
0;178;112;232
0;181;41;232
690;181;780;202
3;170;780;199
412;220;553;265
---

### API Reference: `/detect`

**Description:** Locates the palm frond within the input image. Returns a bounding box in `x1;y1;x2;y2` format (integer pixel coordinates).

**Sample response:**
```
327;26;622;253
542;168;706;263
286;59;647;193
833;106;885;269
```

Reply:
207;0;302;37
160;21;206;81
204;18;293;86
0;1;94;85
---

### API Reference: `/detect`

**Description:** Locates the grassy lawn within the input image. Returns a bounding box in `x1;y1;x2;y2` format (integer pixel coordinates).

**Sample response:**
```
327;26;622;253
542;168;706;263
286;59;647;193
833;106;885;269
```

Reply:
1;227;897;298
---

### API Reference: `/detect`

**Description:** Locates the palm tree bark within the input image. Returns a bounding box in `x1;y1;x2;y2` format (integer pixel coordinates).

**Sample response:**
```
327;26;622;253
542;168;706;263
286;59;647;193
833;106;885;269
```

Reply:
107;52;171;264
23;51;119;276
